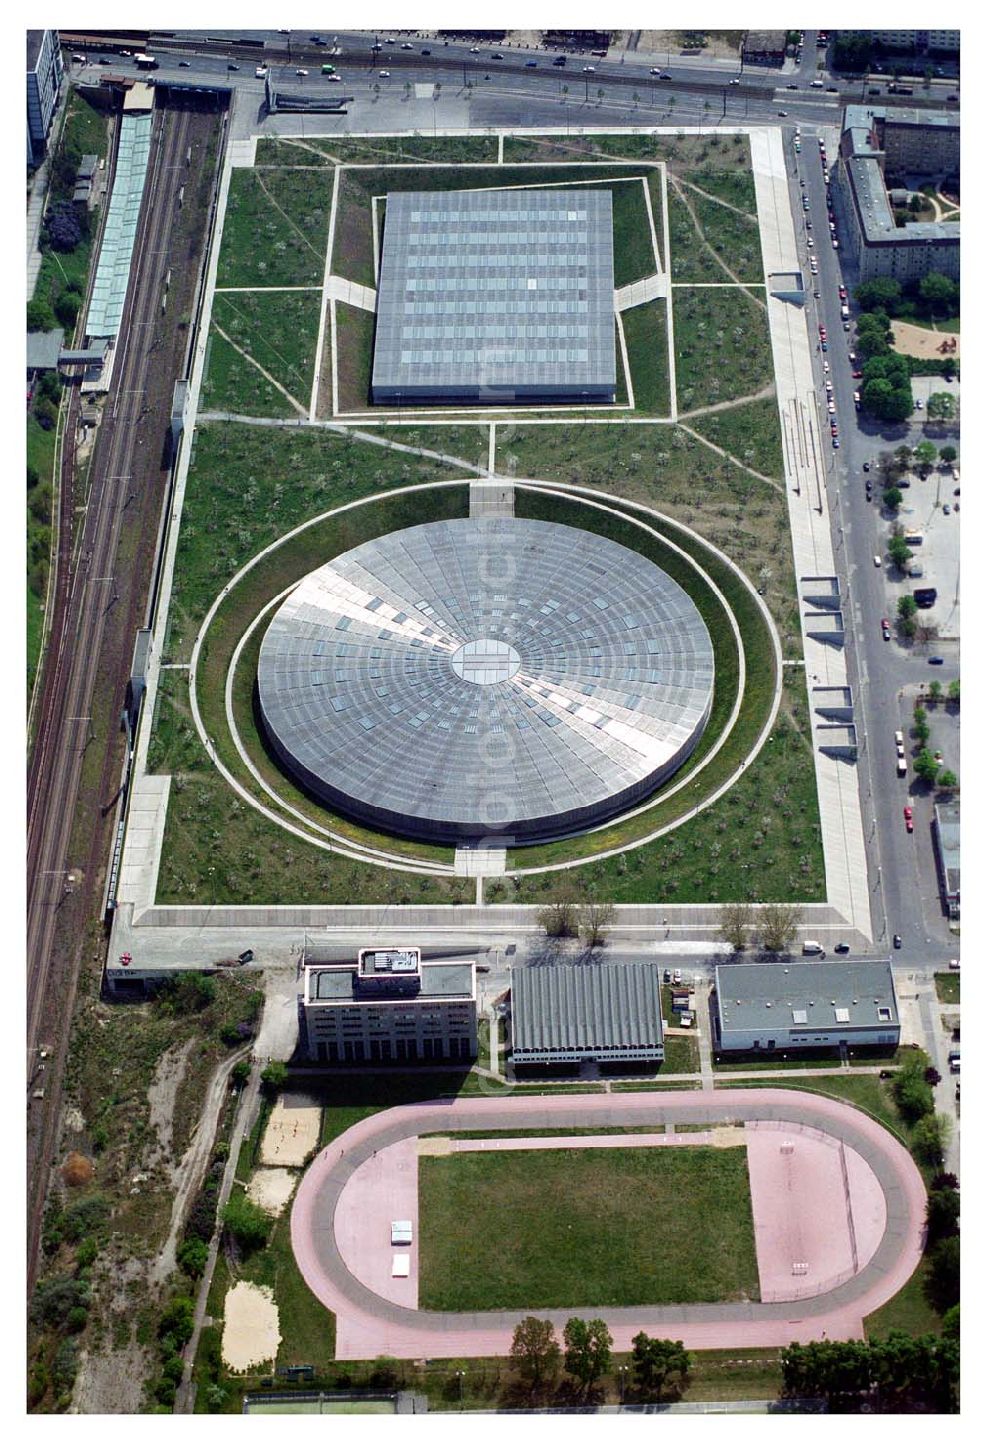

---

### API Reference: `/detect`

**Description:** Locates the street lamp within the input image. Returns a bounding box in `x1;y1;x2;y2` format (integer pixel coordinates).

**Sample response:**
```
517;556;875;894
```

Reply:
456;1369;466;1407
619;1364;629;1404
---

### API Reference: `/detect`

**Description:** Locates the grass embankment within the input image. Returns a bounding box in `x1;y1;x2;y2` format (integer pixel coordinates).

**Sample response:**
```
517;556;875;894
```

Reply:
203;290;323;415
335;302;376;412
333;165;661;291
257;135;501;165
419;1145;759;1309
684;397;784;483
496;424;797;652
672;286;773;409
217;168;336;287
620;298;671;414
157;488;477;902
503;133;751;170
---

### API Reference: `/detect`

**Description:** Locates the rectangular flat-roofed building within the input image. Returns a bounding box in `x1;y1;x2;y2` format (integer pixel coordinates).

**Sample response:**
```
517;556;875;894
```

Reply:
372;188;616;406
301;950;477;1065
933;801;960;917
510;962;663;1068
713;961;900;1053
27;29;63;165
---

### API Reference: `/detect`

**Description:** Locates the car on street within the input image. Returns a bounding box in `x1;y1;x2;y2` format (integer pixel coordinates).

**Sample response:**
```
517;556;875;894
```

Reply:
866;480;874;497
295;68;308;75
874;555;882;567
379;69;391;77
852;369;863;379
227;62;239;70
821;341;828;351
401;41;413;48
834;942;850;954
491;52;504;59
832;437;840;448
943;503;951;515
949;957;960;970
904;805;914;832
863;461;871;472
469;46;480;53
840;287;848;301
777;109;788;116
893;933;902;948
882;623;891;639
881;617;890;631
178;59;191;66
650;66;661;74
327;72;342;81
422;48;431;55
832;238;839;248
729;77;740;84
928;655;945;665
255;65;268;77
584;64;595;71
526;59;537;66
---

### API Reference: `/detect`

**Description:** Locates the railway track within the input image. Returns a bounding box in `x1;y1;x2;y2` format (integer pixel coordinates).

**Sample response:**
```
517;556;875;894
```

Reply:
25;98;220;1289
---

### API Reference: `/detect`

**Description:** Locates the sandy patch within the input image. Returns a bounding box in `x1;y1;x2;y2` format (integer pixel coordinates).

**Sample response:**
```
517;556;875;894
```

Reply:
248;1167;298;1217
259;1095;322;1167
892;319;961;360
147;1038;194;1162
415;1136;451;1156
222;1281;281;1372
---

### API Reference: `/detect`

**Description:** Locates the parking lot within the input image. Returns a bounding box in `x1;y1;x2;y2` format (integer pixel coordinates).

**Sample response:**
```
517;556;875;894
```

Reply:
887;466;960;639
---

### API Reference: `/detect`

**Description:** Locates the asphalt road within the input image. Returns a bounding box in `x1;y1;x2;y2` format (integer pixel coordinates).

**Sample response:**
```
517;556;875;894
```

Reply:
785;128;959;967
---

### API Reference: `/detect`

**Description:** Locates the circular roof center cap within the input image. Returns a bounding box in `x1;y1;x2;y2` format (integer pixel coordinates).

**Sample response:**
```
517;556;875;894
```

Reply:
450;638;522;686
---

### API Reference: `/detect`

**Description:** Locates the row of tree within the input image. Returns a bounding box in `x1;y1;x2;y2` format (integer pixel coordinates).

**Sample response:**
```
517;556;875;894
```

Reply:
781;1328;958;1412
716;901;802;954
537;896;618;946
510;1315;690;1401
855;273;960;326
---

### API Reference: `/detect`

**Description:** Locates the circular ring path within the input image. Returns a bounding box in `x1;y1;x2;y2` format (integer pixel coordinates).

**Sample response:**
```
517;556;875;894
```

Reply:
290;1089;925;1361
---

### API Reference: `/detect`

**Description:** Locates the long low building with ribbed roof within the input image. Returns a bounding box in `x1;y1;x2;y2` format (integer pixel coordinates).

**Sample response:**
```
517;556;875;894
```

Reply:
510;962;664;1069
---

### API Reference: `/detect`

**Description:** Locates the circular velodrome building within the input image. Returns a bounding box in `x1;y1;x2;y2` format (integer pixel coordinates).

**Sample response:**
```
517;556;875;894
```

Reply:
256;517;715;843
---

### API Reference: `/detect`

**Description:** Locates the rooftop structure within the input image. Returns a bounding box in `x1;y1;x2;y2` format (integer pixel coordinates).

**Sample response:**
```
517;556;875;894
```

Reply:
933;800;960;917
27;29;62;165
713;961;900;1053
510;962;664;1068
86;111;153;341
26;328;65;372
256;517;714;843
301;952;477;1065
371;189;615;405
743;30;787;64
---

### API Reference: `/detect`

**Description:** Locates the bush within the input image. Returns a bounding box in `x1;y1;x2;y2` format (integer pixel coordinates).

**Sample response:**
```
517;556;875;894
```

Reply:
892;1062;934;1123
260;1061;288;1094
31;1274;90;1330
51;1340;79;1396
925;1235;960;1313
159;1295;195;1345
231;1060;251;1087
43;202;85;253
162;1355;185;1384
925;1186;960;1244
33;397;58;431
911;1112;950;1167
66;1305;89;1334
186;1172;221;1243
75;1238;98;1271
62;1194;108;1243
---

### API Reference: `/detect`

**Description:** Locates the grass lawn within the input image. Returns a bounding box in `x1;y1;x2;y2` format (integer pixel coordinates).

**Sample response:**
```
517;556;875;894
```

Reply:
934;973;960;1004
663;1036;700;1072
621;298;671;414
224;1210;336;1371
672;287;773;409
684;396;784;481
864;1256;944;1340
204;290;322;414
261;135;501;165
217;168;335;287
333;165;661;291
162;422;469;664
336;301;375;411
504;133;751;173
686;191;764;283
419;1145;758;1309
716;1075;907;1142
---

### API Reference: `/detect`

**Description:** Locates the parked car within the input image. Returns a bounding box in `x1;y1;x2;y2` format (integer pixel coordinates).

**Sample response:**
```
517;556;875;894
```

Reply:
928;656;945;665
893;933;902;949
874;555;882;567
863;461;871;472
903;806;914;833
948;958;960;971
834;943;850;955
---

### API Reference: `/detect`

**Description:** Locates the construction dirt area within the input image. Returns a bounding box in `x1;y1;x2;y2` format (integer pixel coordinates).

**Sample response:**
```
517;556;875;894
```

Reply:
221;1281;281;1372
892;319;961;361
259;1095;322;1168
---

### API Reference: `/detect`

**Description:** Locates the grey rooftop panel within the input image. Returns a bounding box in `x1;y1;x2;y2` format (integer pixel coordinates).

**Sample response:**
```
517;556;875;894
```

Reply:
371;189;616;405
257;518;714;843
511;963;664;1055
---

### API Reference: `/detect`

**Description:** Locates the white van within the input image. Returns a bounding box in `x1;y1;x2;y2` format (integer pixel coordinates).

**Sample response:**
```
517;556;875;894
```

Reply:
802;940;825;955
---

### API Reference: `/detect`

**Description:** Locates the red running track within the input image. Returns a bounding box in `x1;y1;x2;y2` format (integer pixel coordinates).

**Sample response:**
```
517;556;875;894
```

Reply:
290;1089;925;1360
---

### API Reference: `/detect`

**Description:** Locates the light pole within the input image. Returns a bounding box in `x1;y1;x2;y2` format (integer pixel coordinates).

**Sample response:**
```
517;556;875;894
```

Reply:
619;1364;628;1404
456;1369;466;1407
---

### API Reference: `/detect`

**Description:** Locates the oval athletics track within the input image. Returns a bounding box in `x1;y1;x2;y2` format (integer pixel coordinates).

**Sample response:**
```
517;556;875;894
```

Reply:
289;1089;926;1361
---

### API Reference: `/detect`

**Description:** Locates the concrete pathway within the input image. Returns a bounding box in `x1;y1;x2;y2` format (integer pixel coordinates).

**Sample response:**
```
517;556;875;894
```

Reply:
614;272;669;311
290;1088;925;1360
329;274;377;312
750;126;871;940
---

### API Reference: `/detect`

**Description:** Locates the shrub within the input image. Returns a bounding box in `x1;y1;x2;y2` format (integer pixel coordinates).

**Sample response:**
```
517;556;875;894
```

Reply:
260;1061;288;1093
27;297;56;331
159;1295;195;1345
54;287;83;329
221;1195;271;1252
31;1274;90;1330
177;1236;209;1279
62;1193;107;1241
892;1062;934;1123
925;1235;960;1313
75;1238;98;1271
43;202;84;253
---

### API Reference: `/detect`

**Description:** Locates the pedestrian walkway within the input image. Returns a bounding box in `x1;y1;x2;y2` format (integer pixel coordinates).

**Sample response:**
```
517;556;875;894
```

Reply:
750;127;871;941
329;274;377;312
614;272;669;312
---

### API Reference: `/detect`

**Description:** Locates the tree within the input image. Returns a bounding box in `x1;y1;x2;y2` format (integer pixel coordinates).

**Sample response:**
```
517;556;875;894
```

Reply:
942;1304;959;1340
718;901;754;952
914;750;940;786
914;441;938;474
159;1294;195;1345
231;1059;251;1087
260;1061;287;1093
863;377;914;423
855;277;902;313
939;444;958;465
925;1235;960;1313
177;1236;209;1278
892;1059;934;1123
509;1316;561;1394
925;1185;960;1245
536;889;579;938
631;1332;690;1399
563;1317;612;1397
27;296;57;332
926;393;956;422
883;486;903;511
54;286;83;329
43;202;84;253
928;680;943;702
918;271;958;317
221;1194;271;1252
887;535;912;570
757;903;802;955
579;901;617;948
911;1112;951;1167
172;972;216;1011
897;595;917;621
947;678;960;702
937;770;958;789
